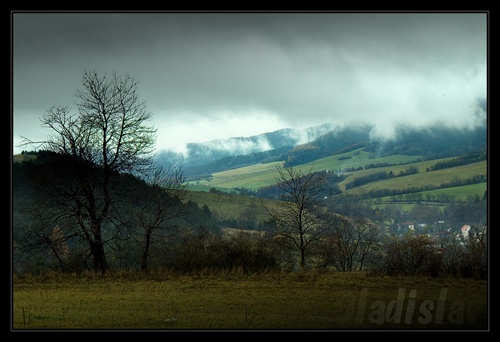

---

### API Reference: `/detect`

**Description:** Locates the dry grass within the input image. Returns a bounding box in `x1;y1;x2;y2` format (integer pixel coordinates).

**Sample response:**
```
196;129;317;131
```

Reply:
12;270;488;330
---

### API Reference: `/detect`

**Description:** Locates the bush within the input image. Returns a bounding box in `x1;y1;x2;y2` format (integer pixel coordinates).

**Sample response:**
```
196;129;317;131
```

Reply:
370;225;487;280
373;232;442;277
169;231;279;274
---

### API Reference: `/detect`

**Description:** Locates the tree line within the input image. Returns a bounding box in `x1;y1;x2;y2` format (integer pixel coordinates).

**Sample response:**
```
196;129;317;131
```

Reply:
426;150;486;171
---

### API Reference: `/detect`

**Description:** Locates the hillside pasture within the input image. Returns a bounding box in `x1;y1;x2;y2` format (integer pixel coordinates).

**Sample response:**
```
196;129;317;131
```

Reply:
367;182;487;213
300;148;423;173
188;148;425;192
376;182;487;204
342;161;486;196
187;161;283;191
185;161;486;226
186;190;277;223
185;148;486;205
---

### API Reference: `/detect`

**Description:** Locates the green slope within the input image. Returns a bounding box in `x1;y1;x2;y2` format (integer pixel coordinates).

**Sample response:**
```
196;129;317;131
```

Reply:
187;148;422;191
186;190;278;222
339;161;486;194
186;147;487;202
188;161;283;191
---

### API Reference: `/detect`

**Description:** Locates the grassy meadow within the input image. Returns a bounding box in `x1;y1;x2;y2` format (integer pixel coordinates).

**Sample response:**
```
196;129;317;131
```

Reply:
186;149;424;191
188;161;284;191
341;161;486;195
186;190;277;223
186;148;486;200
375;183;488;206
12;271;488;330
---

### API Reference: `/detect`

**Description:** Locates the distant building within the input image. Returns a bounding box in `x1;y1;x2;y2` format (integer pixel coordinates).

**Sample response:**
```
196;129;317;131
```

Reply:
456;224;471;241
402;221;414;231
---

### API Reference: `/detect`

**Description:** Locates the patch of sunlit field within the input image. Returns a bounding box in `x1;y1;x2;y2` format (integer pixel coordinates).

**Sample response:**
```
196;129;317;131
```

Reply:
343;161;487;196
12;271;488;330
188;149;424;192
187;151;486;202
301;149;423;174
373;182;488;211
192;161;283;191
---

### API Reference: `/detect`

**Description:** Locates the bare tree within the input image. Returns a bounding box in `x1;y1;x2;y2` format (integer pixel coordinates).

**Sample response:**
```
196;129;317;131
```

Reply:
137;165;189;273
325;215;380;272
265;164;333;271
20;70;157;274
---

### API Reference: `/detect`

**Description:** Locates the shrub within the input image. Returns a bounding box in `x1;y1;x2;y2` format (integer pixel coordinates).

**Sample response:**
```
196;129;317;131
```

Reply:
374;232;442;277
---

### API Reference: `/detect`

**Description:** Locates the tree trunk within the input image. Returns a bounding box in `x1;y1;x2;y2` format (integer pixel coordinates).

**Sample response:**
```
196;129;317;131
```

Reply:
300;247;306;272
141;231;152;273
89;233;109;274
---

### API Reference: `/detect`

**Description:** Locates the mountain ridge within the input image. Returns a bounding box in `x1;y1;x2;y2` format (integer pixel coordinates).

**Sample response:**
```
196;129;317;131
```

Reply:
155;122;337;171
156;121;486;180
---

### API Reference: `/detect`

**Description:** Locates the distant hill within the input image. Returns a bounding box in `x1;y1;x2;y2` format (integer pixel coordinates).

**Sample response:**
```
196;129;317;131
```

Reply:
365;125;487;159
166;121;486;180
188;144;486;196
154;122;337;175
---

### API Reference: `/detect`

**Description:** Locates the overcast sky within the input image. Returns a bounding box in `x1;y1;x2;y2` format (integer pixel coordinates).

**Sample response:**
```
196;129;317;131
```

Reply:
12;11;487;155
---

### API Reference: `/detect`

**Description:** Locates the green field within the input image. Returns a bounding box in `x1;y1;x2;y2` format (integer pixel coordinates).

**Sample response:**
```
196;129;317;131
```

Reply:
301;149;422;173
377;183;487;203
188;161;283;191
342;161;487;195
187;149;426;191
12;271;488;330
186;148;487;201
186;190;277;222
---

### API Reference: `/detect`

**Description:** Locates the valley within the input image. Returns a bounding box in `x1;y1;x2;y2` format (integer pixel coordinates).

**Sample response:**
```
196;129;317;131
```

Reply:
12;121;488;278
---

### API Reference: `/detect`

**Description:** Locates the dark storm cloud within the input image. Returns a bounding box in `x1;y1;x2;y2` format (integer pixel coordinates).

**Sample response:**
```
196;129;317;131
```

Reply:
12;12;487;154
